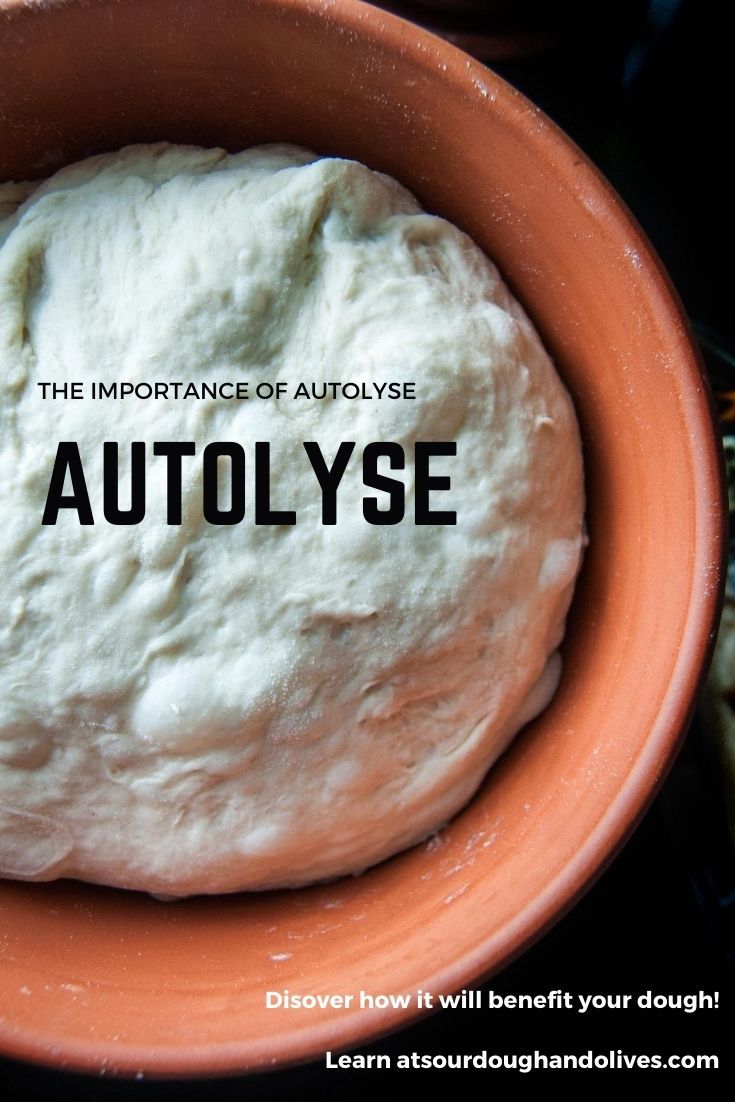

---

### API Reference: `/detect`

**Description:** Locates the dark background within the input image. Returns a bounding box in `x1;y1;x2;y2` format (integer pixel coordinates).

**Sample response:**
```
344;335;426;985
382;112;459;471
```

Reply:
2;0;733;1092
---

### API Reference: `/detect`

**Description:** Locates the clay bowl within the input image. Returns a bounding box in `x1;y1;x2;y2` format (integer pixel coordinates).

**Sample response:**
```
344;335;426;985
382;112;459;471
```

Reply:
0;0;724;1077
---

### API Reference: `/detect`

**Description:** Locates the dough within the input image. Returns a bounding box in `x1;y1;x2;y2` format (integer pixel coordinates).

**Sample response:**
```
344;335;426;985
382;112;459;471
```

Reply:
0;145;585;894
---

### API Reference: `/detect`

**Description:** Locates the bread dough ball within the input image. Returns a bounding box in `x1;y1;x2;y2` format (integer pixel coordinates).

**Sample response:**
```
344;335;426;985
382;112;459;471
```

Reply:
0;145;584;894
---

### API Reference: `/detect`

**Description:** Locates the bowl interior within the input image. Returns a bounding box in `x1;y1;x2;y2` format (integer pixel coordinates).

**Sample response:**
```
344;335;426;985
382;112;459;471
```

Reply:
0;0;723;1075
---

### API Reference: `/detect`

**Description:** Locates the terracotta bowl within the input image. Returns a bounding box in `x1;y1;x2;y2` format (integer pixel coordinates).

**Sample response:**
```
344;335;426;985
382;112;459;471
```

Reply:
0;0;724;1077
